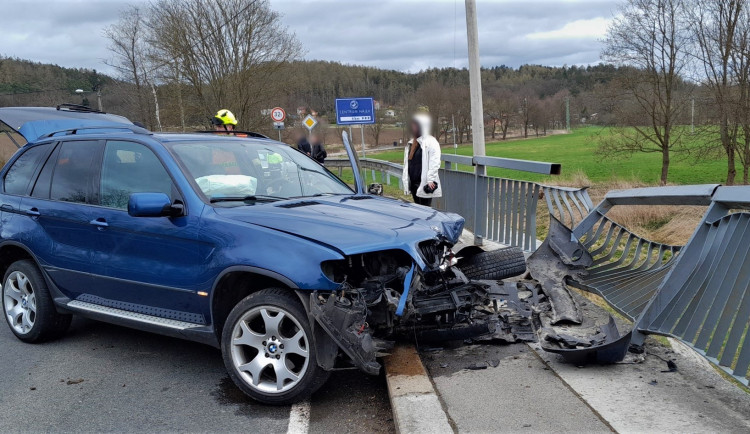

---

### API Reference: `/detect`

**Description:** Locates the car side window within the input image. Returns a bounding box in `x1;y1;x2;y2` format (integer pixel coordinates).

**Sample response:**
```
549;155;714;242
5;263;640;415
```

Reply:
100;140;175;210
3;144;50;195
50;141;101;204
31;144;61;199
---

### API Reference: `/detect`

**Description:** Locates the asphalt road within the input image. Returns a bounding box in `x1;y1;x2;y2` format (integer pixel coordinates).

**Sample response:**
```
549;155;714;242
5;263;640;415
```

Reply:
0;317;394;433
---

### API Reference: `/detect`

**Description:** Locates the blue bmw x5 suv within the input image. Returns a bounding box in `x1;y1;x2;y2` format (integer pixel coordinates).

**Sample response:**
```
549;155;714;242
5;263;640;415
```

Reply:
0;106;514;404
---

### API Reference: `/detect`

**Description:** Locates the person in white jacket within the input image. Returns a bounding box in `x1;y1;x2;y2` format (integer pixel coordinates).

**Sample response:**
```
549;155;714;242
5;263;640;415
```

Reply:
402;111;442;206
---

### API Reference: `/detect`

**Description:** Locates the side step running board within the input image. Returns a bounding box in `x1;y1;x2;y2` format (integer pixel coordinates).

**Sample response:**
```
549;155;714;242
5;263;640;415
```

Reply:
67;300;202;330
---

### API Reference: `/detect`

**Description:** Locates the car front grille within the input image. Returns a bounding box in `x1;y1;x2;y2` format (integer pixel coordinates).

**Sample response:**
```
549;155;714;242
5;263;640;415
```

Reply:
419;240;442;267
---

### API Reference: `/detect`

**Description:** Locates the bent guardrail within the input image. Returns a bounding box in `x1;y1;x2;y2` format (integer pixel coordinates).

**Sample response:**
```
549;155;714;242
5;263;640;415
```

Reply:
559;184;750;385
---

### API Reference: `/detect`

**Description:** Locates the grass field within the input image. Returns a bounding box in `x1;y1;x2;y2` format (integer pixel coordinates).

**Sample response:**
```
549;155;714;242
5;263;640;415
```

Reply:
369;127;731;185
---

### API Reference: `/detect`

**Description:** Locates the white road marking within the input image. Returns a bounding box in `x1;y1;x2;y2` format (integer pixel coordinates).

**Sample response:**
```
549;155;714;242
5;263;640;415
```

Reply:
286;400;311;434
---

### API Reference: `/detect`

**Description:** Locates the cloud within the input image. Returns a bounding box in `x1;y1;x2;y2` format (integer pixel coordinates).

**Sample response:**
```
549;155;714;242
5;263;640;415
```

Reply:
0;0;615;74
0;0;133;73
526;17;611;40
274;0;615;71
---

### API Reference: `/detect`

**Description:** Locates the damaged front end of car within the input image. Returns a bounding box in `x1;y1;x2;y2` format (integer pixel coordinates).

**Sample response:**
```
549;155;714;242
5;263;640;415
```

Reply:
308;228;539;374
303;131;538;375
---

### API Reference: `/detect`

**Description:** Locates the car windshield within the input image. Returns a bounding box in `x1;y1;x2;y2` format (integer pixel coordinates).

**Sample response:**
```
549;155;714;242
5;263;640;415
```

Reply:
168;139;353;203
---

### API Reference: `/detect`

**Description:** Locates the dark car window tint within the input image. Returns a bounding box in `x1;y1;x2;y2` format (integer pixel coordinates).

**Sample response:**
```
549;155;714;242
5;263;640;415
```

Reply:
3;144;50;195
50;141;99;203
100;140;174;210
31;144;61;199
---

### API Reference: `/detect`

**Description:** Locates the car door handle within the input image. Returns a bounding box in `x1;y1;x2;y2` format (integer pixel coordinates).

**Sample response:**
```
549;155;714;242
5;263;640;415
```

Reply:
89;218;109;229
0;204;13;212
25;208;40;217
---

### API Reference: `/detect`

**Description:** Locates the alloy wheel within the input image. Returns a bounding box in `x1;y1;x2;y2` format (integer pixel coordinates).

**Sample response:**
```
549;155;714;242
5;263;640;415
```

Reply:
3;271;36;335
230;306;310;394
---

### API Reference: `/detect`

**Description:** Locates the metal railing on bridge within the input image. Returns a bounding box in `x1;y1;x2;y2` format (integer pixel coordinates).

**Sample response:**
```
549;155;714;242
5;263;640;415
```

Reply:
559;184;750;385
327;154;591;252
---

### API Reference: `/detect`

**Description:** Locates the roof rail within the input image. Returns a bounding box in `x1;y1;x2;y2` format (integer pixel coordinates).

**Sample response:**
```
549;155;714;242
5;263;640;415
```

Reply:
40;125;150;139
56;103;106;114
194;130;270;139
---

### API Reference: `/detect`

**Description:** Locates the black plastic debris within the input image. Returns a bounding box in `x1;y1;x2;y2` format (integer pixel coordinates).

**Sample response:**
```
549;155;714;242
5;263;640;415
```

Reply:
465;362;488;370
540;317;632;364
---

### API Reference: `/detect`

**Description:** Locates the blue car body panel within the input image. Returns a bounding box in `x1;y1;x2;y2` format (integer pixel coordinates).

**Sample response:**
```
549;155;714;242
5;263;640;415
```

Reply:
0;110;466;346
214;195;464;268
0;106;134;141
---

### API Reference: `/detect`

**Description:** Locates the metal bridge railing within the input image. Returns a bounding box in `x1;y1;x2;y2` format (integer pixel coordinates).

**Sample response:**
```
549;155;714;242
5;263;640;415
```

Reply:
543;185;594;229
564;184;750;385
326;158;406;190
326;154;588;252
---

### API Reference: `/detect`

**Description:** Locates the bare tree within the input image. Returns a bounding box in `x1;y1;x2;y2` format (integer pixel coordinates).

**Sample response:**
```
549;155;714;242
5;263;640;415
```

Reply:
367;109;387;147
735;4;750;183
147;0;302;129
692;0;747;184
601;0;693;185
519;95;541;138
415;81;451;143
484;90;516;140
104;6;151;126
450;87;472;143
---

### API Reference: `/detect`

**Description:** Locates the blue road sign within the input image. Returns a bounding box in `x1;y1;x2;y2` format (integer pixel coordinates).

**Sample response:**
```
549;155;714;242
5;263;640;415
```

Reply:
335;97;375;125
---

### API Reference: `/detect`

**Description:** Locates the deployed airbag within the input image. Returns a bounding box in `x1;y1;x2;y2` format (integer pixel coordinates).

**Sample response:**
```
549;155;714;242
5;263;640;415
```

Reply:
195;174;257;197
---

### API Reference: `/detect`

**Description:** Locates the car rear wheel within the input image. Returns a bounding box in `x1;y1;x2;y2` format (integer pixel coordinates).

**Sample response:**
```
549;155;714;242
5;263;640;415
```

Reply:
221;288;330;405
2;259;71;342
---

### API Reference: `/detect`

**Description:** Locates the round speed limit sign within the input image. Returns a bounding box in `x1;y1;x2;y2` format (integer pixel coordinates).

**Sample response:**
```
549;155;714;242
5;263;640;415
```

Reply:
270;107;286;122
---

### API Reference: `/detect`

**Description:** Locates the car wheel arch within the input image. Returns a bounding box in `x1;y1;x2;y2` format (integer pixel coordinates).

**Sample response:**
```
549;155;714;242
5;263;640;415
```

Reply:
0;241;38;283
209;266;301;341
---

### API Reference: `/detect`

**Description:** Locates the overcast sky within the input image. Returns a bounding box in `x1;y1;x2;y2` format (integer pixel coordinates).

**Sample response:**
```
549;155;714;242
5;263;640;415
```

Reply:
0;0;616;75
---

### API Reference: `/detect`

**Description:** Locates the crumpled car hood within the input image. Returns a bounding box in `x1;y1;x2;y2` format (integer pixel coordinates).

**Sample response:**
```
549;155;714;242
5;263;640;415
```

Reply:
213;195;465;263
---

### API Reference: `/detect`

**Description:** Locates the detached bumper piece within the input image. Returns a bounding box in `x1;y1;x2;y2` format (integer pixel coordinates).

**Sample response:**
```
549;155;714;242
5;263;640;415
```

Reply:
310;291;392;375
527;216;632;364
540;317;632;364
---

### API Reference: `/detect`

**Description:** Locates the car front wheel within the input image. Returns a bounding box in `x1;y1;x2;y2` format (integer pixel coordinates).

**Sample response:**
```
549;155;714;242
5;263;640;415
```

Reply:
221;288;330;405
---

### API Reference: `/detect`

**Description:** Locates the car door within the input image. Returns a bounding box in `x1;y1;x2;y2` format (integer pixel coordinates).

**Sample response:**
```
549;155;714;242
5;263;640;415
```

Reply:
18;139;104;297
86;140;207;323
1;141;49;224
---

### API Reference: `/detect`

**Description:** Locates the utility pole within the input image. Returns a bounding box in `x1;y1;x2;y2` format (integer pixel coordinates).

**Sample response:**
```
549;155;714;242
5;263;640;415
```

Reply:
452;114;457;154
465;0;485;175
361;124;366;158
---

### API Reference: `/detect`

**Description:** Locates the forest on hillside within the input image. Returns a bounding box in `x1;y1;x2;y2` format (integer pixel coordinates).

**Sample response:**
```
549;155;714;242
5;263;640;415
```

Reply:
0;55;624;139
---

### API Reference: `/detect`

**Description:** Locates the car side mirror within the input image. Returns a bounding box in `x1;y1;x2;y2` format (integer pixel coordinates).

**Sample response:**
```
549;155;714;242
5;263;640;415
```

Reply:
368;183;384;196
128;193;182;217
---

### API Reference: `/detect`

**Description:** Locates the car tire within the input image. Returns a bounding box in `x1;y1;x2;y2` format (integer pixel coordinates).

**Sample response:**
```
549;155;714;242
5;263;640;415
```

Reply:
2;259;72;343
221;288;330;405
456;246;527;280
